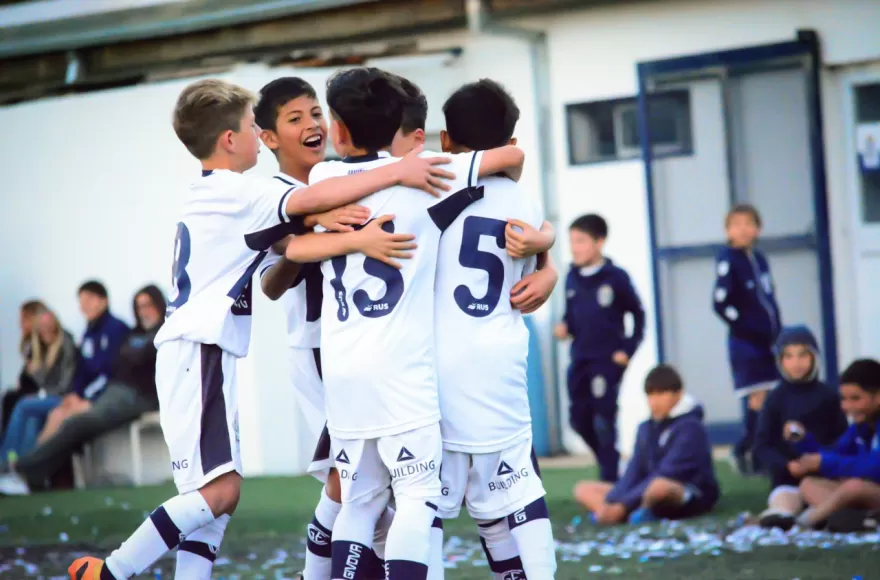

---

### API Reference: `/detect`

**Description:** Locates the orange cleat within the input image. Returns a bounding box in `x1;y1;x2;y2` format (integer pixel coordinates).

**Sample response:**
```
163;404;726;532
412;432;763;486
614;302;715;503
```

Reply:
68;557;109;580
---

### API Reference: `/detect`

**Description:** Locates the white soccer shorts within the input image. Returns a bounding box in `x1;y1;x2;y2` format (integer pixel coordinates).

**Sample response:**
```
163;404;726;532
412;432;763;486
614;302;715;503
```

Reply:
156;340;242;494
331;422;443;505
289;347;332;482
437;435;546;520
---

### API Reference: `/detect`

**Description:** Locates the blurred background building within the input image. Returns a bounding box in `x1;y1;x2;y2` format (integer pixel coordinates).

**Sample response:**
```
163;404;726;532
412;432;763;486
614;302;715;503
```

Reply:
1;0;879;485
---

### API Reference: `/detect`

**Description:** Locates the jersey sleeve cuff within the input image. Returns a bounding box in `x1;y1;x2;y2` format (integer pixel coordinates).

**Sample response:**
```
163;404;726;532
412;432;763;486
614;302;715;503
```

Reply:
467;151;484;188
277;187;296;223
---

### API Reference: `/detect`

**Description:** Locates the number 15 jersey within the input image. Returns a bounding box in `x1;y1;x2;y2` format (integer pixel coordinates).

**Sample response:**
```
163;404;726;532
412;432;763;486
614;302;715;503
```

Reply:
435;176;544;453
310;151;482;440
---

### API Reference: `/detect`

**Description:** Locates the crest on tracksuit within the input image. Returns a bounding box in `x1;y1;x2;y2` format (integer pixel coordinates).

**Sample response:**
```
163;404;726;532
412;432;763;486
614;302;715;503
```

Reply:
592;375;607;398
597;284;614;308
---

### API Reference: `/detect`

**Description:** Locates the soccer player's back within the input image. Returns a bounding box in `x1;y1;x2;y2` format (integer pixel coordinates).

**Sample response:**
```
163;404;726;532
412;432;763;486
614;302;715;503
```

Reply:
434;79;558;580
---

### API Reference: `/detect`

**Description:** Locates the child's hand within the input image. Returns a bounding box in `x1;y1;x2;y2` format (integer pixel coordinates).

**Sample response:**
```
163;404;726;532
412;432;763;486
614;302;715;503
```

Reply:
395;145;455;197
612;351;630;367
311;204;371;233
511;267;558;314
505;219;553;259
787;460;807;479
798;453;822;473
747;390;768;412
553;322;569;340
783;421;806;442
355;214;417;269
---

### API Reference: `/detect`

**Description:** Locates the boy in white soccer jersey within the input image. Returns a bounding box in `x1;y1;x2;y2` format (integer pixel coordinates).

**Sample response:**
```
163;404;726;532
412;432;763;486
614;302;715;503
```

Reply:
254;77;402;580
431;80;558;580
68;78;456;580
283;67;525;580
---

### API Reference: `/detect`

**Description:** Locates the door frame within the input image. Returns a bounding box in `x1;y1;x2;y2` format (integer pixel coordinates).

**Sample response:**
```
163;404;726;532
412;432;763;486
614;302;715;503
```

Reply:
635;31;839;386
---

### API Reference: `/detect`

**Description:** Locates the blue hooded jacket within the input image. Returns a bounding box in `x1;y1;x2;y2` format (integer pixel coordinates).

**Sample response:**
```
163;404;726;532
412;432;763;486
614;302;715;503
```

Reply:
563;258;645;363
69;309;130;400
753;326;848;485
606;394;719;511
797;418;880;483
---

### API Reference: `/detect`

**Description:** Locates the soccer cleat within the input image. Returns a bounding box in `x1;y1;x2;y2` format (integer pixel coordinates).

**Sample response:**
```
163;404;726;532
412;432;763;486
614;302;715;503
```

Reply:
68;557;114;580
757;509;795;531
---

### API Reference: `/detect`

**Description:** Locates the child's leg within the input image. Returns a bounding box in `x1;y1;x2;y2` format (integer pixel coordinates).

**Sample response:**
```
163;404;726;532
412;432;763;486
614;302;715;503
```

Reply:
572;481;614;513
768;485;803;514
801;478;880;527
476;518;525;580
567;363;602;468
175;513;231;579
304;470;342;580
800;476;840;507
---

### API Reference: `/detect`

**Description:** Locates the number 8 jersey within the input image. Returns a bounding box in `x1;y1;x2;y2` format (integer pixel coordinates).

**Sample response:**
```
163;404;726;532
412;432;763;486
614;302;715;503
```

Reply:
434;176;544;453
310;151;482;440
155;170;298;358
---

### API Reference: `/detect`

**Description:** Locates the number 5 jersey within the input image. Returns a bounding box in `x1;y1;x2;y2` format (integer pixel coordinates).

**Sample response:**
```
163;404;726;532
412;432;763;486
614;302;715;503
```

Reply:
310;151;482;441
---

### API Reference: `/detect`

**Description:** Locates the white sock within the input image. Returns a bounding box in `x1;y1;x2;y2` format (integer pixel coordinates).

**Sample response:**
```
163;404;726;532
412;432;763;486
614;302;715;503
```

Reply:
105;491;214;579
383;499;436;580
175;514;230;579
331;490;389;580
475;517;523;580
506;498;556;580
426;517;444;580
305;487;342;580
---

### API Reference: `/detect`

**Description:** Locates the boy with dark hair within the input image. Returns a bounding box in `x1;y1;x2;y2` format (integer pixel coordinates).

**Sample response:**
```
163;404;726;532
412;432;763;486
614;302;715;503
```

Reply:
573;364;719;524
753;326;848;530
254;76;409;580
283;67;525;580
713;203;782;475
789;358;880;529
554;213;646;482
432;78;557;580
66;77;455;580
390;74;428;155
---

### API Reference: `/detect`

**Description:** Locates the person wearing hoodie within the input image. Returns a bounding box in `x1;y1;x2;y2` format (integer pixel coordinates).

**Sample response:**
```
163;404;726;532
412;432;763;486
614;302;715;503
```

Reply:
0;285;166;495
712;204;782;475
783;359;880;529
753;325;848;530
553;213;646;483
572;364;719;524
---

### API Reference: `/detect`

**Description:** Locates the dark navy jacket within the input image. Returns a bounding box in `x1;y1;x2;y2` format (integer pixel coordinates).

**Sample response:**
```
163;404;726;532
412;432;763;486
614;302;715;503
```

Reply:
606;395;719;510
796;417;880;483
754;326;848;485
712;246;781;388
563;259;645;363
70;310;130;400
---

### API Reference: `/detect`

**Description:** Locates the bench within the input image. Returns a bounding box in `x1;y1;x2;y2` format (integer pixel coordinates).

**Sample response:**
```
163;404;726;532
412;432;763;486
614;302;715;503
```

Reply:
72;411;164;488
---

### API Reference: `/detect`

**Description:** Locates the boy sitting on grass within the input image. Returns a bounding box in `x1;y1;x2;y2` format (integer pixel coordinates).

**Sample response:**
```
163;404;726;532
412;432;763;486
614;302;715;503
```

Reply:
788;358;880;529
573;364;719;524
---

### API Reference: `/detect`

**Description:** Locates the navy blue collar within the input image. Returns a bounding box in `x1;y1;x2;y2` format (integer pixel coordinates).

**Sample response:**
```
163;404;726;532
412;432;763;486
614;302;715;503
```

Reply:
342;151;390;164
201;169;214;177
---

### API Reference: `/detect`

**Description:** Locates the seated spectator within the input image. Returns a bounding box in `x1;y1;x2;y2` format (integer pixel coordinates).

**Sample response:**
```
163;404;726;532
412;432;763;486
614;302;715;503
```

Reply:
0;285;165;495
0;309;78;463
1;300;46;434
573;364;719;524
790;359;880;529
754;326;848;530
37;280;129;443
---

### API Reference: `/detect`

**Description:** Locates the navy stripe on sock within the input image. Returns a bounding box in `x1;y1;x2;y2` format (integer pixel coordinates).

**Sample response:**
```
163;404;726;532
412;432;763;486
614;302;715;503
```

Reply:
150;506;184;550
478;536;525;576
307;517;332;558
507;497;550;530
179;540;218;562
477;517;504;528
432;517;443;529
386;560;429;580
331;540;370;580
364;549;385;580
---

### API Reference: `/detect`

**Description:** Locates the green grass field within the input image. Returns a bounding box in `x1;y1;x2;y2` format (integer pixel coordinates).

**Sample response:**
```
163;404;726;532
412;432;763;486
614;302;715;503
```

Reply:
1;462;878;579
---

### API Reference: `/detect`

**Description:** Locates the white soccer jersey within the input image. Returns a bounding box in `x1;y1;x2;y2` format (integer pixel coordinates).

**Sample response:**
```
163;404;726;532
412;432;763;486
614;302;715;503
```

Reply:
311;150;483;439
258;173;323;349
155;169;299;357
435;176;544;453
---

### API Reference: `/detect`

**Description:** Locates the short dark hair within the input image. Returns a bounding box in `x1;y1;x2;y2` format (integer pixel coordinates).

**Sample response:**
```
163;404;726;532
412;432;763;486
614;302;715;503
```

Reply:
570;213;608;240
254;77;318;132
726;203;762;229
840;359;880;394
394;75;427;135
78;280;108;299
443;79;519;151
644;364;684;394
326;68;402;151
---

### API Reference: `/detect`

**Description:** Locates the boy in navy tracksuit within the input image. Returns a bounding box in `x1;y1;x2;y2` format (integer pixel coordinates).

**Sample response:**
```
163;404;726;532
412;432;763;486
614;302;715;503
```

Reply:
789;359;880;529
555;214;645;482
573;364;719;524
712;204;781;474
753;326;848;530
